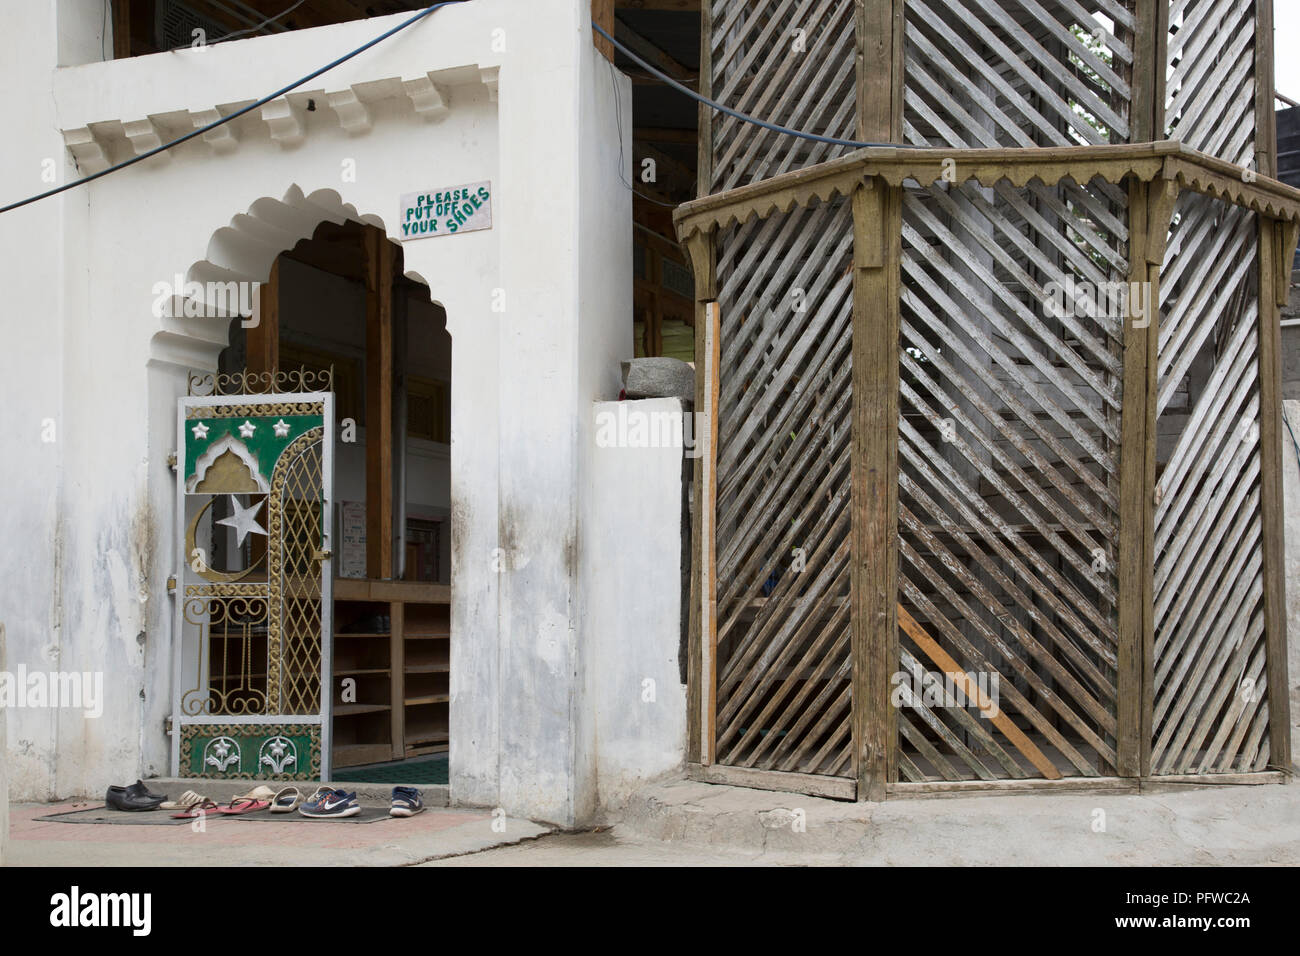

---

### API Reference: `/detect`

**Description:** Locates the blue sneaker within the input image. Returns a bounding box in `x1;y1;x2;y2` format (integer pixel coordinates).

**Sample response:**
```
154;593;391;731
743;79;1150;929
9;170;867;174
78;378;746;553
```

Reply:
390;786;424;817
298;786;360;818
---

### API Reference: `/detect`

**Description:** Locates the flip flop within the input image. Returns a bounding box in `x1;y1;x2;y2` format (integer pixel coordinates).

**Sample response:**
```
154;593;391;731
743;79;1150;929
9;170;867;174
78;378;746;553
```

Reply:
219;797;271;815
270;787;301;813
171;799;220;819
160;789;209;811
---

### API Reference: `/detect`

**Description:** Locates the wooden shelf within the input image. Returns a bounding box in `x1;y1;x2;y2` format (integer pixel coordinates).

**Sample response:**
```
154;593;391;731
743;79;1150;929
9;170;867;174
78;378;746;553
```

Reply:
405;694;450;706
333;743;393;768
333;702;392;717
331;583;452;770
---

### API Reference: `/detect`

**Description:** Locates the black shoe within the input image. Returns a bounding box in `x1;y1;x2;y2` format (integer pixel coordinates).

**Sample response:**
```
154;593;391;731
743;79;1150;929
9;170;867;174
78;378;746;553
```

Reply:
131;779;166;801
105;783;165;812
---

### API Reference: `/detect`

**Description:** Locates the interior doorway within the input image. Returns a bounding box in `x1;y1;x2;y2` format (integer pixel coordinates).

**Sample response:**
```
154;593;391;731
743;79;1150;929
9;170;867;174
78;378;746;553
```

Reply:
219;218;453;784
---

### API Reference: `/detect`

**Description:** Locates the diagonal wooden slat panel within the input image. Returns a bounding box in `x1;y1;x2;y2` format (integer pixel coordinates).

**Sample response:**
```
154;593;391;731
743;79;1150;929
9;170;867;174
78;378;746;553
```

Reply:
710;197;855;777
896;175;1125;781
904;0;1135;150
710;0;857;192
1152;191;1270;775
1165;0;1256;166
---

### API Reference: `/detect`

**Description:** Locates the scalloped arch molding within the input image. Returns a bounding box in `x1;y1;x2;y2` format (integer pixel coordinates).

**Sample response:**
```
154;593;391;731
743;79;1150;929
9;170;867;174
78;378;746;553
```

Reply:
149;183;436;371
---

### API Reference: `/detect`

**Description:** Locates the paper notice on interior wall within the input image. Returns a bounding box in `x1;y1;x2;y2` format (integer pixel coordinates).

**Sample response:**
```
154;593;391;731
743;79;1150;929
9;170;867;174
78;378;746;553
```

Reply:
340;501;367;579
399;181;493;240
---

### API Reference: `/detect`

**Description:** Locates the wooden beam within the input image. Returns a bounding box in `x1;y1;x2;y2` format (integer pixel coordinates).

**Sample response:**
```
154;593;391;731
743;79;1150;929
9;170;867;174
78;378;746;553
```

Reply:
247;258;279;375
614;13;694;80
111;0;131;59
593;0;614;62
1256;0;1278;178
1257;216;1292;768
390;600;405;760
365;227;394;580
851;178;901;801
1117;178;1171;778
695;0;712;197
857;0;902;142
688;762;857;800
1130;0;1167;143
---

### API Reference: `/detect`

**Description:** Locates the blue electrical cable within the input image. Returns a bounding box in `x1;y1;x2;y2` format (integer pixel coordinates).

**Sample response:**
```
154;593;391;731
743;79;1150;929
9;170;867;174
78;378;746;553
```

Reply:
0;1;468;215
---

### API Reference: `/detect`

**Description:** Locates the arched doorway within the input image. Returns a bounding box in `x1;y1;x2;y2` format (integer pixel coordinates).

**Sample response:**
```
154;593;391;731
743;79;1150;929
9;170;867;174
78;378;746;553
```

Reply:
170;200;453;785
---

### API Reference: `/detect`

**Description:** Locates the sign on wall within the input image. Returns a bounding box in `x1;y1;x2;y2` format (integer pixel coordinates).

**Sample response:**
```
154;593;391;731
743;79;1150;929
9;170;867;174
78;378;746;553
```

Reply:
399;181;493;240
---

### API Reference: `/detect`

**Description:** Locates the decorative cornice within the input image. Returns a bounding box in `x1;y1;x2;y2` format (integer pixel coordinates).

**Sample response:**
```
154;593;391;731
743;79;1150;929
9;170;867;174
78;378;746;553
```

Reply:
673;141;1300;241
60;66;496;172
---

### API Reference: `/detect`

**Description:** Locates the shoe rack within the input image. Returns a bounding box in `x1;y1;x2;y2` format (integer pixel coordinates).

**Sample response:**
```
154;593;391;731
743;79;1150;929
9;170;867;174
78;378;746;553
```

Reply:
331;579;450;768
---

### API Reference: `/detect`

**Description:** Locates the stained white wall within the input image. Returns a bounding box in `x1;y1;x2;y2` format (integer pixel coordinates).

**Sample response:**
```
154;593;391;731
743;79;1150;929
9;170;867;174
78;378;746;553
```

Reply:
0;0;643;827
585;400;687;808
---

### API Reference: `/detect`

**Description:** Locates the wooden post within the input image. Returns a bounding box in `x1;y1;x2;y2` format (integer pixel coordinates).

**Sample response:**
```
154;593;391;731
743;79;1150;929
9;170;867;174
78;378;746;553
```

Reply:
856;0;903;142
1257;216;1293;767
1118;177;1175;777
1131;0;1168;143
592;0;614;62
696;0;713;198
390;600;405;760
851;177;901;801
1256;0;1277;179
247;259;279;376
684;229;717;764
111;0;131;60
365;227;394;580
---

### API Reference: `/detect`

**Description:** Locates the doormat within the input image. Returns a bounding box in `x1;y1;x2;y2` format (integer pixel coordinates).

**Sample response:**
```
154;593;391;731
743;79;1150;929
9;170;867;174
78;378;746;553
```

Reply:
229;805;393;824
333;753;448;785
36;806;194;826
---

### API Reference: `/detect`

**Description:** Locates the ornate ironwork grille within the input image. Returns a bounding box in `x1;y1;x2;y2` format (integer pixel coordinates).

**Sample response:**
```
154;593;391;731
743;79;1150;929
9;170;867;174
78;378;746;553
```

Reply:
171;390;334;781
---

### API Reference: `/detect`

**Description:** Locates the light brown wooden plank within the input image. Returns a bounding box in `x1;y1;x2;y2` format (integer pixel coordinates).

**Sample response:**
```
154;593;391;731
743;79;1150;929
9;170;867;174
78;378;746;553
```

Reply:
1257;215;1292;767
688;762;857;800
897;604;1062;780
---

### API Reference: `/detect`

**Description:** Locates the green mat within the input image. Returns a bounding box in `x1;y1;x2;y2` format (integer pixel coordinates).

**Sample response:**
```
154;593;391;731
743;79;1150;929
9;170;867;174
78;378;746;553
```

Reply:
333;753;448;785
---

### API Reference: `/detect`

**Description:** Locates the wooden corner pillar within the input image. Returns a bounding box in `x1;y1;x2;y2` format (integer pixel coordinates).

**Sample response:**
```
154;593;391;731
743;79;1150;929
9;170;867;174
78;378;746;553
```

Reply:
852;0;903;802
1255;0;1277;179
696;0;713;198
684;228;718;765
856;0;905;143
851;177;901;802
1258;213;1294;768
1131;0;1168;144
1118;176;1178;778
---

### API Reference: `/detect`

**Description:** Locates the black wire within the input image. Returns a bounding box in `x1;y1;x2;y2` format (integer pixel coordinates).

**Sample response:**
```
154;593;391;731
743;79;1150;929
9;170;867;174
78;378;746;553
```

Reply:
606;57;680;209
0;1;467;216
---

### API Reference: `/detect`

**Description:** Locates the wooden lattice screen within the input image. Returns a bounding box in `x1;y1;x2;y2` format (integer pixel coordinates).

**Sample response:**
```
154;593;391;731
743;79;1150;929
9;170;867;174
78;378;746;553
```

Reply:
682;0;1293;801
1152;192;1271;773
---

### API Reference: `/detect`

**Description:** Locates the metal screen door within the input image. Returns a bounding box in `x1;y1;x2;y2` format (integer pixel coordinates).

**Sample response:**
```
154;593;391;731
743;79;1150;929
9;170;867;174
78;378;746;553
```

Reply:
169;390;334;781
